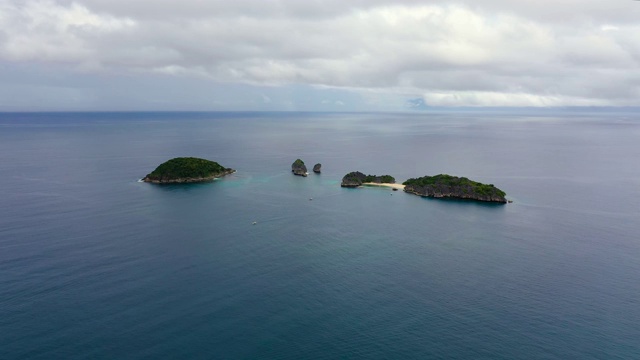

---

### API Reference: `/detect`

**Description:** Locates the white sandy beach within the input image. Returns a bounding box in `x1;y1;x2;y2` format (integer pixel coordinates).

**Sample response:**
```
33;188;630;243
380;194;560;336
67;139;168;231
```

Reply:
362;182;406;190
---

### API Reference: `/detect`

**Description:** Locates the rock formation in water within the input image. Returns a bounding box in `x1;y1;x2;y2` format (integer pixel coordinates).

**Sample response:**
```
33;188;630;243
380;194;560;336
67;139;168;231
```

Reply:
341;171;366;187
402;174;507;203
313;163;322;173
291;159;308;177
143;157;235;184
341;172;396;187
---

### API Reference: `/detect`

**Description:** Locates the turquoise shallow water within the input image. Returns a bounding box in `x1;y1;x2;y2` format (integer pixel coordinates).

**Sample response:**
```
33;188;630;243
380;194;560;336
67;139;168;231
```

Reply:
1;111;639;359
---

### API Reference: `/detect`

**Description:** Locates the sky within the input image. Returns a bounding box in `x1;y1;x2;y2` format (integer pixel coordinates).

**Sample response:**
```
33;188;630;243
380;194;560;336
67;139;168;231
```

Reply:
1;0;639;111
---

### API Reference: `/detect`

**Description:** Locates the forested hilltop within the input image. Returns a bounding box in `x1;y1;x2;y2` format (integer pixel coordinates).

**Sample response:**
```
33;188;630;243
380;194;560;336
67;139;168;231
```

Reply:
403;174;507;203
143;157;234;184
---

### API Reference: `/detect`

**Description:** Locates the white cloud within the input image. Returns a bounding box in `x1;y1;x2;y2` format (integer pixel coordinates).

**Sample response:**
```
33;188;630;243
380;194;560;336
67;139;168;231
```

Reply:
422;91;609;107
1;0;640;108
601;25;619;32
0;0;135;62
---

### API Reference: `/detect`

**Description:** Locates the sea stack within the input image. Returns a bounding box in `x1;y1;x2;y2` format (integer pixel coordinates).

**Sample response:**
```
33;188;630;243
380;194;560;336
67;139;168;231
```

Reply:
313;163;322;173
291;159;308;177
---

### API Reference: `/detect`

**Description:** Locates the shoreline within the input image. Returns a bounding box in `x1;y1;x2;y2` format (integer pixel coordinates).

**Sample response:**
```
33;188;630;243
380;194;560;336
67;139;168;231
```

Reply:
362;182;406;190
143;169;236;184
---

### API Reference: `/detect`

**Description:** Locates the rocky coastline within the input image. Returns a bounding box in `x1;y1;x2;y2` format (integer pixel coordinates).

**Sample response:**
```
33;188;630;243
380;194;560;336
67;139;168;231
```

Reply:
143;157;235;184
403;175;507;203
143;168;235;184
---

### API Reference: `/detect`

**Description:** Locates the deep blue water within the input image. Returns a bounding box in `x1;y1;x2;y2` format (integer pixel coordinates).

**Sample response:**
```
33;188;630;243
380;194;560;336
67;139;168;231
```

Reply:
1;111;639;359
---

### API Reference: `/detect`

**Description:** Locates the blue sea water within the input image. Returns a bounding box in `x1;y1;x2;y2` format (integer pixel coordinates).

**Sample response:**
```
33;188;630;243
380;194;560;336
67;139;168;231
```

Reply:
0;111;639;359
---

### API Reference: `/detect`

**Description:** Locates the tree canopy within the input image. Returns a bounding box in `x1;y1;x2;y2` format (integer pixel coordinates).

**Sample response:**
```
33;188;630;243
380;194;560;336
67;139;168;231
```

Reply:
403;174;506;197
145;157;230;181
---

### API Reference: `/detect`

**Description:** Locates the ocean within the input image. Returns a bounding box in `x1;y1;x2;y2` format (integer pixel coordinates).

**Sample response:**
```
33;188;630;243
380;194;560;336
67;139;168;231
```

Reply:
1;111;639;359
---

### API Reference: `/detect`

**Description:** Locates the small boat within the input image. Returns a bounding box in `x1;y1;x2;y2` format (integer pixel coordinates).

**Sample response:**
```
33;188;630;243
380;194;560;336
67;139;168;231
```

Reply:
252;221;257;225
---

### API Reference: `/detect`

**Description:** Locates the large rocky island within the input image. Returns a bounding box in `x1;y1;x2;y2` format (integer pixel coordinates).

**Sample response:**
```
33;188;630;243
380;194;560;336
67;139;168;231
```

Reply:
143;157;235;184
403;174;507;203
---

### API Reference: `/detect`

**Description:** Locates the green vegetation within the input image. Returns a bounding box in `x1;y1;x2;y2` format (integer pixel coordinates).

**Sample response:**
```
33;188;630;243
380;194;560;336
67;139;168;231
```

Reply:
343;172;365;183
293;159;305;166
341;171;396;187
403;174;506;197
145;157;231;181
363;174;396;183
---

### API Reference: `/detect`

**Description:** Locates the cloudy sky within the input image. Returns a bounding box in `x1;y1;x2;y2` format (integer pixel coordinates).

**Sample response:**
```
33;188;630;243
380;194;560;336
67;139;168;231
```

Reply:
1;0;639;111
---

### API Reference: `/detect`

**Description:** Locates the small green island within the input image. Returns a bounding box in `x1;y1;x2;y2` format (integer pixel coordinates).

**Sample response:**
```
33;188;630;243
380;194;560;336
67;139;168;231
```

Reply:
143;157;235;184
341;171;396;187
403;174;507;203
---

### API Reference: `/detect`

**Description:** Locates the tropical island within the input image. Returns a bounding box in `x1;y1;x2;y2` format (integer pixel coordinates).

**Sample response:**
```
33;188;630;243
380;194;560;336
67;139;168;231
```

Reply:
142;157;235;184
403;174;507;203
341;171;396;187
341;171;508;203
